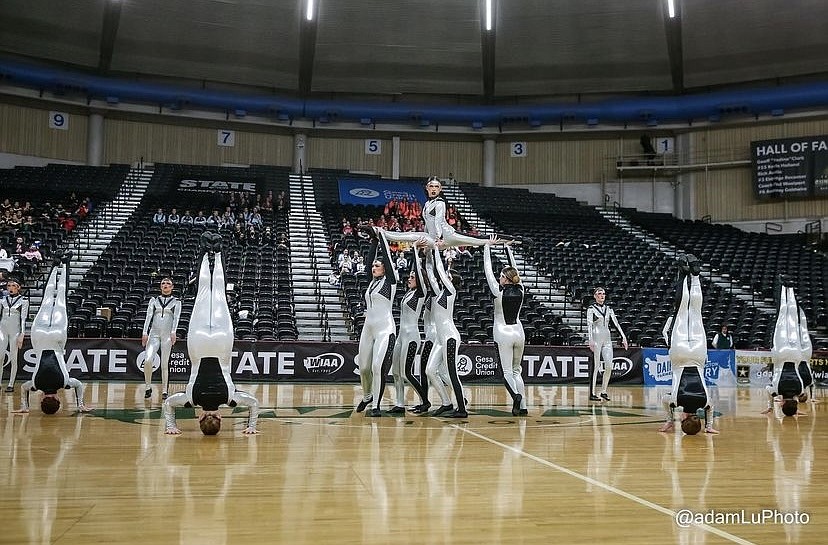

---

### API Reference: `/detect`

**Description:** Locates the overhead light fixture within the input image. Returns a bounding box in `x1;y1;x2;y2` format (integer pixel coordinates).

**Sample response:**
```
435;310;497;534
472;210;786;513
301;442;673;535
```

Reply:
306;0;314;21
485;0;492;31
667;0;676;19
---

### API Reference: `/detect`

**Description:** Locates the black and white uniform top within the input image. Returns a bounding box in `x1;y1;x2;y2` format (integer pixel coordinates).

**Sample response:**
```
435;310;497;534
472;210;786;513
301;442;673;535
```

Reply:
0;292;29;335
142;295;182;338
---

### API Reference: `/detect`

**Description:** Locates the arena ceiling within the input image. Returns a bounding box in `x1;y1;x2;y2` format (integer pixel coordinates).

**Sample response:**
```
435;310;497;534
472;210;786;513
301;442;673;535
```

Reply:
1;0;827;104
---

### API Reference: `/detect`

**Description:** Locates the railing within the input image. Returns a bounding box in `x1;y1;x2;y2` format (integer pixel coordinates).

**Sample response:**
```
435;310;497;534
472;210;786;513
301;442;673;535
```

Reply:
764;221;782;234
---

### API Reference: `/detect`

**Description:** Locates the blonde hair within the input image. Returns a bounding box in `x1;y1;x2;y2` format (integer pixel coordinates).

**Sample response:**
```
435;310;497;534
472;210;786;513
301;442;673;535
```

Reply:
501;266;520;284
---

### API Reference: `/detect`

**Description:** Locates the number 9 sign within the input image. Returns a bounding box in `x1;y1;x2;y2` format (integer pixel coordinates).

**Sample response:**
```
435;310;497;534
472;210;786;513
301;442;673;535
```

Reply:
510;141;527;158
49;111;69;130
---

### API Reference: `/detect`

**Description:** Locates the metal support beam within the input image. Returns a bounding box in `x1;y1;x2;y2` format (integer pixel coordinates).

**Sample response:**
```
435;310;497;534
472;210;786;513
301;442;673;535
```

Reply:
98;0;123;73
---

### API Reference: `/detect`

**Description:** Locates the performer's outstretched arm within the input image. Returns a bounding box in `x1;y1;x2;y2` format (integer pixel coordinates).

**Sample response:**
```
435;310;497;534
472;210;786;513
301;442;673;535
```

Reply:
230;390;260;434
608;309;629;349
66;378;92;412
163;392;189;434
483;242;499;296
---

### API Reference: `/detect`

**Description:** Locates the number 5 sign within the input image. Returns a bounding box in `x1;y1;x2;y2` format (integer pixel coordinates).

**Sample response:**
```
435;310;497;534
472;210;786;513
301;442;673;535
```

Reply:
510;142;527;157
365;139;381;155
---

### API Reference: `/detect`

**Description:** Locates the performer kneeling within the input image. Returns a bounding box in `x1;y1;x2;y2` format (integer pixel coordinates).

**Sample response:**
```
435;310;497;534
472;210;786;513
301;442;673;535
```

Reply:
659;255;718;435
762;283;808;417
14;253;92;414
164;235;258;435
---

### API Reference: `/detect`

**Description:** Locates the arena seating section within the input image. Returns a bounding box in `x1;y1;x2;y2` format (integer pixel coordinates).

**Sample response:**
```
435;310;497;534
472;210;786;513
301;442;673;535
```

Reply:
69;164;296;341
0;163;128;280
622;210;828;349
460;184;786;349
3;163;824;349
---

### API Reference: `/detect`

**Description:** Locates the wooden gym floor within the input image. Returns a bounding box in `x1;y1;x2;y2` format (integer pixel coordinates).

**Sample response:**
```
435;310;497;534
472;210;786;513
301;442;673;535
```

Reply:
0;382;824;545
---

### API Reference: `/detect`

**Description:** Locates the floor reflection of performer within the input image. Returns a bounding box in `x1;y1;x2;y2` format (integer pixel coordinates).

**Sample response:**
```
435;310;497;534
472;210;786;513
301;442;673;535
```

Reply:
662;427;717;545
14;413;87;543
13;254;92;415
354;226;398;417
164;236;258;435
391;244;428;415
484;238;527;416
766;414;814;544
762;283;808;417
659;255;718;435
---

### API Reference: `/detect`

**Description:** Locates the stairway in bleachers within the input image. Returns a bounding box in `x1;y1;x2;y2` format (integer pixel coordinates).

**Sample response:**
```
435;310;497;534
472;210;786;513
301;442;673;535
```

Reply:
287;173;350;340
63;166;151;293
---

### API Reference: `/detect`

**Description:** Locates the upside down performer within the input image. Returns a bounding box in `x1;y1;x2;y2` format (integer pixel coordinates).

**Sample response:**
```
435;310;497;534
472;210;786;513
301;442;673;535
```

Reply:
762;282;809;417
14;253;92;414
483;238;527;416
659;254;718;435
163;234;258;435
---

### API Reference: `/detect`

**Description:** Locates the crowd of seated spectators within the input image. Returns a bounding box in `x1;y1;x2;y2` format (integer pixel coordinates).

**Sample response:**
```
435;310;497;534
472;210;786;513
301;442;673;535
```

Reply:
0;192;92;282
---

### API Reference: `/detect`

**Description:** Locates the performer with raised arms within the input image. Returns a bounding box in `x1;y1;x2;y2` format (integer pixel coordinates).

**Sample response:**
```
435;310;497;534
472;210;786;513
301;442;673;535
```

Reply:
354;226;399;417
163;233;258;435
484;237;527;416
423;245;467;418
390;243;429;415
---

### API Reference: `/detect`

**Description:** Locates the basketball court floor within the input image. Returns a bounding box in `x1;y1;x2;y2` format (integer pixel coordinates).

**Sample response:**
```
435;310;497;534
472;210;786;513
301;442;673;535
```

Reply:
0;382;823;544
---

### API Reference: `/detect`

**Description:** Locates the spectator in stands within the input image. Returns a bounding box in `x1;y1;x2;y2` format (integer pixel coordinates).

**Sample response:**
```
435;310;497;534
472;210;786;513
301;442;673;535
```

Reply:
205;210;219;228
232;223;245;244
167;208;180;225
20;215;36;234
152;208;167;224
248;207;263;229
21;245;42;265
12;237;26;255
337;248;350;269
180;210;194;225
277;191;288;212
353;254;366;275
328;270;341;287
342;219;353;237
711;324;734;349
277;234;289;250
193;210;207;227
395;251;408;274
163;235;258;435
587;287;628;402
